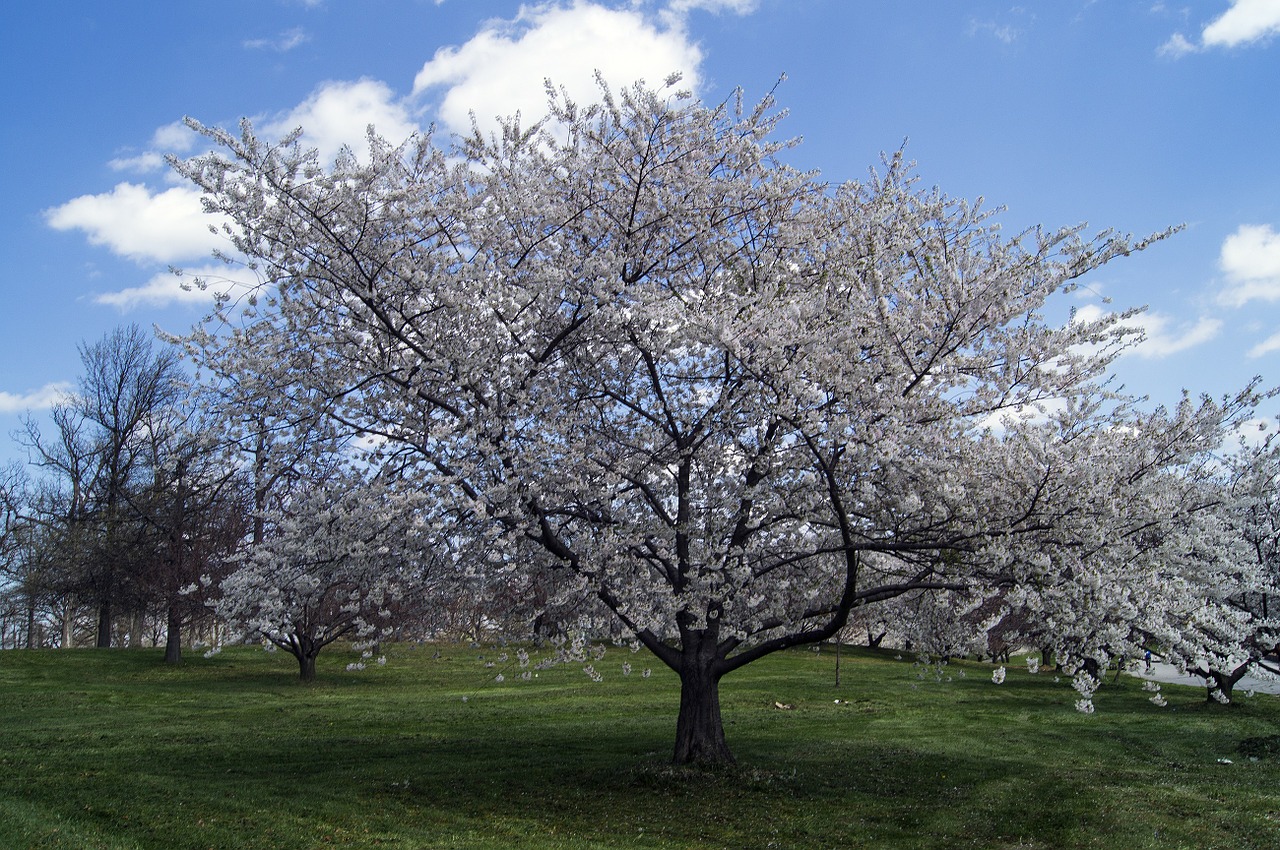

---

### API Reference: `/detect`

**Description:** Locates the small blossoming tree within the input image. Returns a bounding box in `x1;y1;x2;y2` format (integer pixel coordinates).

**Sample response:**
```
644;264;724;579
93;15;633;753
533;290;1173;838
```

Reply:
1175;435;1280;702
214;466;431;681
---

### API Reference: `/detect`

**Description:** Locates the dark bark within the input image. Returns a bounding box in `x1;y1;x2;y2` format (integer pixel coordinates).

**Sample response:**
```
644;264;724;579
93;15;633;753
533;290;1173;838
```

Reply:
1203;665;1249;703
673;656;733;765
163;604;182;665
25;602;37;650
670;629;734;766
96;600;112;648
282;633;321;682
129;609;144;648
296;651;317;682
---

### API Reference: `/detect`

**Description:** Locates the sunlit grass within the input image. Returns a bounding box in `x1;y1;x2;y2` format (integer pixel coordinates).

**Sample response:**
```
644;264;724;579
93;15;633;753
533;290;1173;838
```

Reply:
1;643;1278;849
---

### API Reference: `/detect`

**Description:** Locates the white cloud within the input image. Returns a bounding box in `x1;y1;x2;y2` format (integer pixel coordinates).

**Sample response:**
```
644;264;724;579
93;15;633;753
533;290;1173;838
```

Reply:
1073;303;1220;359
968;19;1021;44
49;0;743;313
108;151;168;174
44;183;224;265
1203;0;1280;46
979;397;1069;435
661;0;758;27
150;120;200;154
667;0;758;13
1160;0;1280;55
107;121;201;174
1247;331;1280;358
0;382;72;414
1223;416;1275;453
263;78;420;164
1157;32;1198;57
244;27;310;52
1217;224;1280;306
966;7;1033;45
411;3;703;138
94;263;262;312
1133;313;1222;358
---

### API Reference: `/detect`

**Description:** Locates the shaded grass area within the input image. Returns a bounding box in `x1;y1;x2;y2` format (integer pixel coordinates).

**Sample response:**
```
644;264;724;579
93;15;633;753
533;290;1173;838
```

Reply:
1;644;1278;849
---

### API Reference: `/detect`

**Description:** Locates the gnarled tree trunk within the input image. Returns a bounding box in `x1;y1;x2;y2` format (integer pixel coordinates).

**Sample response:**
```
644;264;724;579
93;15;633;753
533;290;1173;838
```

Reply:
672;633;734;765
1206;665;1249;703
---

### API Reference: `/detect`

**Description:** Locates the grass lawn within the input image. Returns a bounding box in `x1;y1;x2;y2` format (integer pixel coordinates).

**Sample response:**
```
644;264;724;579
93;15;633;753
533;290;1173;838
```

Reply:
1;642;1278;849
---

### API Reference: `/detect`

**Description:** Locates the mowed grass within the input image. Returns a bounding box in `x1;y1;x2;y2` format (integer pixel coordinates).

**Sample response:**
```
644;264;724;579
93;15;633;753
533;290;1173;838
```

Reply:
1;644;1278;850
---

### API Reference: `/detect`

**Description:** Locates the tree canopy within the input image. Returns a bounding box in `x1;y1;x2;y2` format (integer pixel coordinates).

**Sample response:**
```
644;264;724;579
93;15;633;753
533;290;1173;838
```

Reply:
174;78;1269;764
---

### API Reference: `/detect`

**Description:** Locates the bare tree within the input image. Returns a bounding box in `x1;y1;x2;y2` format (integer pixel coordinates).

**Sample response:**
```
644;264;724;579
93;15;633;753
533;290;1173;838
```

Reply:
19;325;185;647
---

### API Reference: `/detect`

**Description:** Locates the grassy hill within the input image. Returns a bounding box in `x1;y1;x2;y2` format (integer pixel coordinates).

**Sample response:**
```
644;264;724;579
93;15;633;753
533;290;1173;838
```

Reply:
1;643;1277;849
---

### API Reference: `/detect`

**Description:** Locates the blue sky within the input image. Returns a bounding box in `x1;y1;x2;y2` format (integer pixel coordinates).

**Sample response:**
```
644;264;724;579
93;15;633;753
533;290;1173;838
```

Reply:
2;0;1278;466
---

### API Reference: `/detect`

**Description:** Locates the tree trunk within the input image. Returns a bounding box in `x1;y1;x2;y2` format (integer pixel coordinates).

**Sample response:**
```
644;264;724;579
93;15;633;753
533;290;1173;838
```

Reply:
286;633;319;682
62;602;73;649
1207;666;1248;703
673;651;734;765
129;609;145;648
96;601;112;648
297;652;317;682
163;604;183;665
1081;657;1101;680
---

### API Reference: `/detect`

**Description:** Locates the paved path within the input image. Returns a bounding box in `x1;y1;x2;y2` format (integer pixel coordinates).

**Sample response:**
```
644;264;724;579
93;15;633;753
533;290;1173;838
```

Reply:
1127;661;1280;695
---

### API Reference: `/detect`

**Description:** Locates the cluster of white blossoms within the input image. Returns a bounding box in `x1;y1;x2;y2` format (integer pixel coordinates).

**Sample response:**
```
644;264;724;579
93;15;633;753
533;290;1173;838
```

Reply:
1025;656;1040;675
912;656;954;684
991;666;1007;685
1142;680;1168;707
1072;671;1099;715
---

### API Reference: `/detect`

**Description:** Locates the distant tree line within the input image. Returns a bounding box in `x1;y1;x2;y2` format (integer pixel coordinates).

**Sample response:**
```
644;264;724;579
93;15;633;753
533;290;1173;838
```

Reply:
0;324;571;663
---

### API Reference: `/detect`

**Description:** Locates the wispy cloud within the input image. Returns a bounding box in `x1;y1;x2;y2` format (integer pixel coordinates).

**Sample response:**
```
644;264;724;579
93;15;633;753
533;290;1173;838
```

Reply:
93;263;261;312
661;0;759;27
0;383;72;414
106;121;201;174
1157;32;1198;58
1072;303;1221;359
969;21;1020;44
244;27;310;52
1132;314;1223;358
1248;331;1280;358
966;8;1032;45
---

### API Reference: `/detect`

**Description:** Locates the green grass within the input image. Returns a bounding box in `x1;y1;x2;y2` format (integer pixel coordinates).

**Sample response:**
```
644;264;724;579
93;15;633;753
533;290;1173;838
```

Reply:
1;644;1278;849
